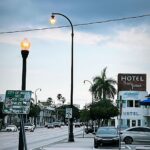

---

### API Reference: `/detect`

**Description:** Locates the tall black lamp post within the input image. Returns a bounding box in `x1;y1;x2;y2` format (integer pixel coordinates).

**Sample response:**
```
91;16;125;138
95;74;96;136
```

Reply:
19;38;30;150
50;13;74;142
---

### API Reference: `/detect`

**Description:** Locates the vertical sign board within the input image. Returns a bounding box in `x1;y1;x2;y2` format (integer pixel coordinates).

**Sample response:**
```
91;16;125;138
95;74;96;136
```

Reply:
65;108;72;119
3;90;32;114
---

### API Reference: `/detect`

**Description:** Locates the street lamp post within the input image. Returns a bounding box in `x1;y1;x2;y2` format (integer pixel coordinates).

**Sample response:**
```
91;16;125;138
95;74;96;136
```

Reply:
35;88;41;127
84;80;94;131
19;38;30;150
35;88;42;105
83;80;94;104
50;13;74;142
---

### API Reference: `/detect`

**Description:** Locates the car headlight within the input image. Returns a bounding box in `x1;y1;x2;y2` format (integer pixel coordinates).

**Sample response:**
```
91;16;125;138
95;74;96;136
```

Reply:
95;136;102;140
112;137;119;140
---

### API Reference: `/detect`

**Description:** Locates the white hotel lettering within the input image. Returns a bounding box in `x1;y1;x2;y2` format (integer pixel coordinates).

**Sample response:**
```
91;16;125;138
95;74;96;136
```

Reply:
121;75;144;82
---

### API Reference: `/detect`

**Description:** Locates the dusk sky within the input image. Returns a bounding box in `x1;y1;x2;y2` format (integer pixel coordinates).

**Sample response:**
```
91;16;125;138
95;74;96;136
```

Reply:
0;0;150;108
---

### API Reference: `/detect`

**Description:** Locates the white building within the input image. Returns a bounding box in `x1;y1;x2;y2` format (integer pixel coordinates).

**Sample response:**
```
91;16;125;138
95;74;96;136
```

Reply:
118;91;150;127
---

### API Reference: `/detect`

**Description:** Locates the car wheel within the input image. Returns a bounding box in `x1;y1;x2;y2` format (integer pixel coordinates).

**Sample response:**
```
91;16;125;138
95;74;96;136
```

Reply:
94;143;98;148
124;137;133;144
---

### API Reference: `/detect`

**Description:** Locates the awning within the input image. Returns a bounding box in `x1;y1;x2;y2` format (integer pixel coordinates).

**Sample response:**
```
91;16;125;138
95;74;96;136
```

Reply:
140;98;150;105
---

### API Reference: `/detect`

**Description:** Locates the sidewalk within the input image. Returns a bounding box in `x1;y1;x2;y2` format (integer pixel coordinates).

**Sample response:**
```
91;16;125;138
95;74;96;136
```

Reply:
41;133;94;150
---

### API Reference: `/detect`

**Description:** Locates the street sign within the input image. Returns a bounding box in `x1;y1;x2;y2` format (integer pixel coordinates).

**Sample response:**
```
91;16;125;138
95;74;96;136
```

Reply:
3;90;32;114
65;108;72;118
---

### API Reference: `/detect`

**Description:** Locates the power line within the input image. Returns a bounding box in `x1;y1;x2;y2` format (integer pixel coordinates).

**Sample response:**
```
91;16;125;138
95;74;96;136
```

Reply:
0;13;150;35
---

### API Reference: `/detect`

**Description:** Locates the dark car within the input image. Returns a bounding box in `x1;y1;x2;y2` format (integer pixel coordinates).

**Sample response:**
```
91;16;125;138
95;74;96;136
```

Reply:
85;126;98;134
121;126;150;144
94;126;119;148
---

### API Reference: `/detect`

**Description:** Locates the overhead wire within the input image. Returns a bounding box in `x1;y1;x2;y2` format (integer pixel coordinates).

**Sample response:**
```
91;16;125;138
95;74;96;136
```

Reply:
0;13;150;35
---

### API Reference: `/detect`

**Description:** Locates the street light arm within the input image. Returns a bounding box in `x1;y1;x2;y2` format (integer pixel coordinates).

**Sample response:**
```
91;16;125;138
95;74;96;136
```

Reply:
52;13;74;35
35;88;42;105
84;80;93;86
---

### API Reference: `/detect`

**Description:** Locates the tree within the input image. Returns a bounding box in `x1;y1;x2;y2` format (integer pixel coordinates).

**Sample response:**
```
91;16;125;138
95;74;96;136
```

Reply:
28;102;41;126
80;106;90;123
0;102;6;129
57;94;66;105
90;99;119;126
47;97;53;106
56;104;80;123
91;67;117;101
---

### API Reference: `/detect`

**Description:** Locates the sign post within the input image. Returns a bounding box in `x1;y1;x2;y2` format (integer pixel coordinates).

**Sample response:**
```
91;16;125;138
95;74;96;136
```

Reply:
3;90;31;150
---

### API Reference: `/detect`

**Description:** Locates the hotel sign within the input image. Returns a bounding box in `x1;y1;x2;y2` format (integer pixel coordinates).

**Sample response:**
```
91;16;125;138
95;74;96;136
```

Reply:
118;74;146;92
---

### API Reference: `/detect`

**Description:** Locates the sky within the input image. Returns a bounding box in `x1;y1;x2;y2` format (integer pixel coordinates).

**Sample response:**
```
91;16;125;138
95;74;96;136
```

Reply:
0;0;150;108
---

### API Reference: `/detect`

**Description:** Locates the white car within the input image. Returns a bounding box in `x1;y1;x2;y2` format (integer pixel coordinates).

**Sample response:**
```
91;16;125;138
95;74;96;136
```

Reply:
24;123;35;132
5;125;18;132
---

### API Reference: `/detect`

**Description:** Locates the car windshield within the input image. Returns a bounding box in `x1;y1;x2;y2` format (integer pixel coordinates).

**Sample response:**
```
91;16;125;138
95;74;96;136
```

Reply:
7;125;15;127
96;128;117;135
24;123;32;126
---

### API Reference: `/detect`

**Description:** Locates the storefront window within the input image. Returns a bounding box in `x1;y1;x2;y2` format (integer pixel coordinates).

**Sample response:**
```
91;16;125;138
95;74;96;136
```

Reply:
132;120;136;127
138;120;141;126
135;100;140;107
127;119;130;127
127;100;133;107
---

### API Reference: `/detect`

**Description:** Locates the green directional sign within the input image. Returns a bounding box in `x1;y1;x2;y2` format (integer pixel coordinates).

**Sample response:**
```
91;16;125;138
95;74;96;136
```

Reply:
3;90;32;114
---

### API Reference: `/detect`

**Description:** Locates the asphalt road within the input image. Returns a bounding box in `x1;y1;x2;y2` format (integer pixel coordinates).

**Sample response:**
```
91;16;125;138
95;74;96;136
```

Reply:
0;126;83;150
1;127;150;150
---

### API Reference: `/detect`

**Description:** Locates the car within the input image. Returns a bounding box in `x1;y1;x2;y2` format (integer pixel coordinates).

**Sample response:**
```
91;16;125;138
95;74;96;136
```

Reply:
85;126;98;134
24;123;35;132
94;126;119;148
53;122;61;128
5;125;18;132
47;123;54;128
74;122;81;127
121;126;150;144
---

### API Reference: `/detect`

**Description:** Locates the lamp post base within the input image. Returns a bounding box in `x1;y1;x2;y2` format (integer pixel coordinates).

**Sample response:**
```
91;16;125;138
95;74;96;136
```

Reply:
68;133;74;142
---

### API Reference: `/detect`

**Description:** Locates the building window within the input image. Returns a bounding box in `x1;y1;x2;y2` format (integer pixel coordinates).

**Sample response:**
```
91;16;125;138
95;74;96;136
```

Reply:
138;120;141;126
132;120;136;127
135;100;140;107
127;119;130;127
127;100;133;107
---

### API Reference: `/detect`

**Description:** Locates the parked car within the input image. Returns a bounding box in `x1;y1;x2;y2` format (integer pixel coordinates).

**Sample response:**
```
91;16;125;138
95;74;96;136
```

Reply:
5;125;18;132
47;123;54;128
53;122;61;128
94;126;119;148
24;123;35;132
85;126;98;134
74;122;81;127
121;126;150;144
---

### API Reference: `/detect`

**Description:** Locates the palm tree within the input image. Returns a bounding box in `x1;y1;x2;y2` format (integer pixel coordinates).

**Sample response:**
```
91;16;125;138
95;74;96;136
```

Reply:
91;67;117;101
57;94;66;105
47;97;53;106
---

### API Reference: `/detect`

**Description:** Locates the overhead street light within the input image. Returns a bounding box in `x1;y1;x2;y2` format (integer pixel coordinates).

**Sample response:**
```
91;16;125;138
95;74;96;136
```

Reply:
19;38;30;150
50;13;74;142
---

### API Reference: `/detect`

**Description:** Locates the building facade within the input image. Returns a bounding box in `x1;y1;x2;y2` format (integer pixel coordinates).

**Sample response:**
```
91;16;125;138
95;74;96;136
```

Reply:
117;73;150;128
